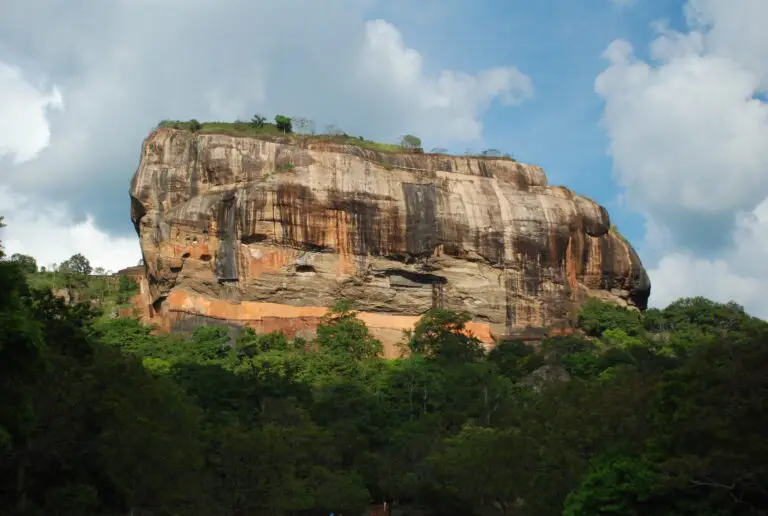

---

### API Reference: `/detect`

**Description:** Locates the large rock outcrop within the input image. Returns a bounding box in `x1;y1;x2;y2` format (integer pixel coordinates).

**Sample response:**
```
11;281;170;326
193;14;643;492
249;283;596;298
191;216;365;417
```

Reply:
130;128;650;356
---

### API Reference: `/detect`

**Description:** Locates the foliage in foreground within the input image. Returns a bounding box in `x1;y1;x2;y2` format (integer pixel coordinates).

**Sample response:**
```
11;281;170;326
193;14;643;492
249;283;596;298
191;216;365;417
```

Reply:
1;241;767;514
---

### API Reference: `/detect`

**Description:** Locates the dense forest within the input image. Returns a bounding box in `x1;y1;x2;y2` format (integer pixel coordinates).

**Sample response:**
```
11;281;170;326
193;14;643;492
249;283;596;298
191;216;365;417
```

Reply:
1;221;767;515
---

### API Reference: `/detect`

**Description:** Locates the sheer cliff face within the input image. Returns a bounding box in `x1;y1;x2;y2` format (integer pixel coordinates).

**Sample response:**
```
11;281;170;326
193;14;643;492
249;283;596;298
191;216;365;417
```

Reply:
130;128;650;353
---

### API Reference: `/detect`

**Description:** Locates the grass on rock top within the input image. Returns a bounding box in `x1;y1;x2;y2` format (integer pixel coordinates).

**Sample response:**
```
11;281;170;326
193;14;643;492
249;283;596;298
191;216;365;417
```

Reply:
157;120;406;153
156;119;515;158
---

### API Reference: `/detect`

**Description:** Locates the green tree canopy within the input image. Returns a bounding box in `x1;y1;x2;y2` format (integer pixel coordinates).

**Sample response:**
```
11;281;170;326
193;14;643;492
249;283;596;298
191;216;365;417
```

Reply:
274;114;292;133
59;253;92;276
400;134;422;150
9;253;37;274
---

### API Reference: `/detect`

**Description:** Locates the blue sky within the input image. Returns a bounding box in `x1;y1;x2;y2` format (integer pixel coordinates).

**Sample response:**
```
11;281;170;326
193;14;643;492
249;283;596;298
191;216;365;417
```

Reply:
2;0;768;318
371;0;688;250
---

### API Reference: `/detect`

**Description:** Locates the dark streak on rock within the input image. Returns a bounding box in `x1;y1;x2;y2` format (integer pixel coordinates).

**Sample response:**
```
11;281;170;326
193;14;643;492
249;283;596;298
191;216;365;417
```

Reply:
403;183;438;256
505;272;515;333
384;268;447;286
477;160;493;178
599;236;617;291
241;234;268;244
275;183;325;248
436;191;469;258
189;137;199;197
215;191;239;280
627;243;651;309
329;194;378;255
239;189;268;240
241;154;262;182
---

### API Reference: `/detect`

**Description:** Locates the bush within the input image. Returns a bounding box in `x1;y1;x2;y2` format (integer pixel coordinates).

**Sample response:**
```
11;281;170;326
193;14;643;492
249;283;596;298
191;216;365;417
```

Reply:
400;134;422;151
275;114;292;133
250;114;266;128
9;253;37;274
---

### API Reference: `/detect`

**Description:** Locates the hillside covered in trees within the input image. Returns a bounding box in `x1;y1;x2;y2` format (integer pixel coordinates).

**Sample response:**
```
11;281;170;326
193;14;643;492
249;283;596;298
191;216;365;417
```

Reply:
1;218;767;515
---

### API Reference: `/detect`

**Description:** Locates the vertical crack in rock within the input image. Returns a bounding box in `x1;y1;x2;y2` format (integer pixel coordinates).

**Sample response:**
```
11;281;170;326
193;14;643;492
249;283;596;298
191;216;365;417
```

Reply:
403;183;438;257
504;269;515;334
215;191;239;280
189;136;199;198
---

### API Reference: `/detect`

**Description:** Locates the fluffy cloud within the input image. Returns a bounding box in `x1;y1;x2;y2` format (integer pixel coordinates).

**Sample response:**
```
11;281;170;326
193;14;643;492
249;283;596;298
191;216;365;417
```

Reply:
0;61;62;164
596;0;768;316
0;0;531;271
0;186;140;272
649;200;768;319
1;0;531;191
360;20;532;142
0;58;136;272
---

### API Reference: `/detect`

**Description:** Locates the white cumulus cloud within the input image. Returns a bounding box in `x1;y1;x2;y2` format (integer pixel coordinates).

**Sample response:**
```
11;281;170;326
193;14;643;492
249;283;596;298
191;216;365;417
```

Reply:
0;61;62;164
0;186;140;273
0;59;138;272
596;0;768;317
359;20;532;141
1;1;533;191
649;199;768;319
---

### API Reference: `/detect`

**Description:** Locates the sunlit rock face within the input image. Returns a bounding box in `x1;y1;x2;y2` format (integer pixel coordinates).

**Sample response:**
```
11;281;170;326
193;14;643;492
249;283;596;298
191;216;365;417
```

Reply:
130;128;650;356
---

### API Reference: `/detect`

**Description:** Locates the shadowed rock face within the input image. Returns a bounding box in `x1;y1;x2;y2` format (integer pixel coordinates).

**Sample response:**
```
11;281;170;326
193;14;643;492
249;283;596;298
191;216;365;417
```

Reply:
130;128;650;355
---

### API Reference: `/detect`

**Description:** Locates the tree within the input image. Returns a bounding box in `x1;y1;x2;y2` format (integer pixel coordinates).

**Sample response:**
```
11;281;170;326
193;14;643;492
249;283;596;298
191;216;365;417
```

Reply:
430;147;448;154
429;425;524;513
274;115;292;133
250;114;266;128
563;455;665;516
59;253;92;276
0;253;206;514
407;309;484;362
291;117;315;135
189;119;202;132
9;254;37;274
314;301;383;361
325;124;344;138
182;326;231;362
578;298;644;337
488;339;544;380
400;134;422;150
236;329;291;357
117;275;139;303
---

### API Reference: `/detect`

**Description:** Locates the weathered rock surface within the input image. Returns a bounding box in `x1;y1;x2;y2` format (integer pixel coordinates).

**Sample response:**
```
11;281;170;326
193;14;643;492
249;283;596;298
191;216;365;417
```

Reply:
130;128;650;356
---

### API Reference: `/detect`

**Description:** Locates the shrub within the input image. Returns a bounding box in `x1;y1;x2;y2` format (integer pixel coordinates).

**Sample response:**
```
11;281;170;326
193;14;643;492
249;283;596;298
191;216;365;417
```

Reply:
400;134;422;151
275;114;292;133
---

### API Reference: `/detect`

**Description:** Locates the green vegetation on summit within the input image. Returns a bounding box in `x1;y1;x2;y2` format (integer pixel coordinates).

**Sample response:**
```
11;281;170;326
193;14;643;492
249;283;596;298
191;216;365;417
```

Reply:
157;114;516;159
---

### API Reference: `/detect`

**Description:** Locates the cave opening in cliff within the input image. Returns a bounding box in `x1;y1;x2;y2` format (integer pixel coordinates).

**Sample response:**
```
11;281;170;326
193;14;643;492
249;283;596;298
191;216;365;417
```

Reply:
151;295;167;316
242;233;269;245
385;269;447;288
295;264;317;275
